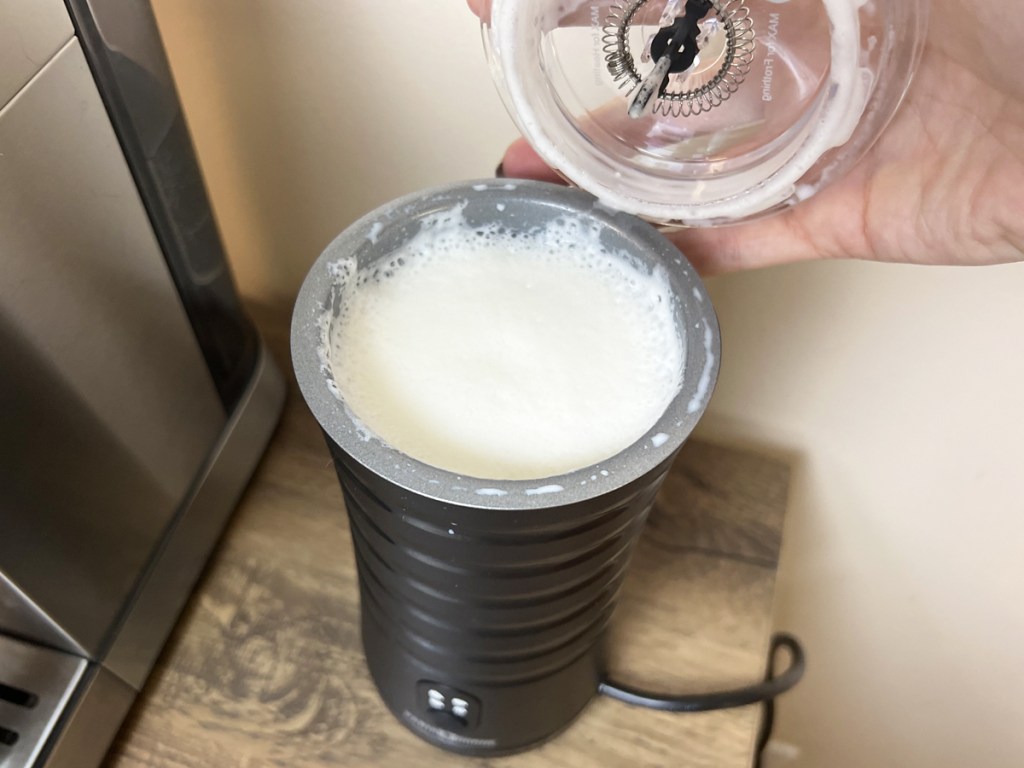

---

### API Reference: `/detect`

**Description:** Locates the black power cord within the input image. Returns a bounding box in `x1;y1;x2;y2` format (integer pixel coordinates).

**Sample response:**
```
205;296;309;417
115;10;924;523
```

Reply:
754;634;800;768
599;633;805;761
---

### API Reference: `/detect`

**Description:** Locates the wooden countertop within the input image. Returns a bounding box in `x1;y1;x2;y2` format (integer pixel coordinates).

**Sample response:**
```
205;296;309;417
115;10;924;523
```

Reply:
106;303;790;768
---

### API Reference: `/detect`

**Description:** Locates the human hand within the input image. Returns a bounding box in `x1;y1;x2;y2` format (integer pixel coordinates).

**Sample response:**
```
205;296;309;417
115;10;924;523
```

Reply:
467;0;1024;274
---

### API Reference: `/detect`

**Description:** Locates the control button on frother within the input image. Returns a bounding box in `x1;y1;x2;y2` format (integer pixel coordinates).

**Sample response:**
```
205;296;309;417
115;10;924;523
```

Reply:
417;682;481;729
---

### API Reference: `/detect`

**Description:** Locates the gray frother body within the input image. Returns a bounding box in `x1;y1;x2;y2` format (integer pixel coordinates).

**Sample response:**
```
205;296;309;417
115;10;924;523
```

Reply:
292;180;720;754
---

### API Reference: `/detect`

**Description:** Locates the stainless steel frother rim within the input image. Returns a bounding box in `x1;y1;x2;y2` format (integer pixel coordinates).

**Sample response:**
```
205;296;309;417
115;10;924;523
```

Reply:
291;179;720;511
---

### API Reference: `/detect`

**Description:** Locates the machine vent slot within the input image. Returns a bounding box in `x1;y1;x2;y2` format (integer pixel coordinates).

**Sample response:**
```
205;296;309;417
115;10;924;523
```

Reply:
0;682;38;748
0;682;38;709
0;635;90;764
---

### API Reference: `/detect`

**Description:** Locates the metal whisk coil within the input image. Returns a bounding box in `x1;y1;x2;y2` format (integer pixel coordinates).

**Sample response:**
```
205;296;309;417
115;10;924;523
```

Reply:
603;0;756;118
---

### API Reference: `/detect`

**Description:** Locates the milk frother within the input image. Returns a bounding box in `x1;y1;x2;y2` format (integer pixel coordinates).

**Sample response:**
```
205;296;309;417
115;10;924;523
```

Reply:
291;0;931;754
292;180;803;755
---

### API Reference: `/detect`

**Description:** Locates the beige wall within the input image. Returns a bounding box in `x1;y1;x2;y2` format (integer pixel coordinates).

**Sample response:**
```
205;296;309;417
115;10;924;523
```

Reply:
702;261;1024;767
154;3;1024;766
152;0;518;305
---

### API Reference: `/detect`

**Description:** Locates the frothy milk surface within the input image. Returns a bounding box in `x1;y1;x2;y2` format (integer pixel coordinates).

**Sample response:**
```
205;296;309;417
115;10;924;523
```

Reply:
325;210;684;481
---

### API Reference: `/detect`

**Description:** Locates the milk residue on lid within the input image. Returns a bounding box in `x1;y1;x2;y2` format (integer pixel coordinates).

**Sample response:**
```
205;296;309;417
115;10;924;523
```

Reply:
321;205;685;481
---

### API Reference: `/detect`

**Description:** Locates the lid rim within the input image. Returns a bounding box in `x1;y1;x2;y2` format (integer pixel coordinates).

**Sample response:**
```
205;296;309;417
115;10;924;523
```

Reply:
485;0;868;224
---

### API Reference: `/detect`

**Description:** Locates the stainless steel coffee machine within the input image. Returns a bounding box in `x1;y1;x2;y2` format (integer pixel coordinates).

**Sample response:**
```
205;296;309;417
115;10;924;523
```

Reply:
0;1;284;766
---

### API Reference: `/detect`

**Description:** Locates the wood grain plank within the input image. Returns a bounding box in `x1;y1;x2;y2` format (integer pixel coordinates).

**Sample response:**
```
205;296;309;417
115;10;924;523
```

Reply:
105;302;790;768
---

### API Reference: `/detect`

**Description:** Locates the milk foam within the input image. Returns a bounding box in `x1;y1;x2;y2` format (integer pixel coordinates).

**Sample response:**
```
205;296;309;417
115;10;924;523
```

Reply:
324;208;684;481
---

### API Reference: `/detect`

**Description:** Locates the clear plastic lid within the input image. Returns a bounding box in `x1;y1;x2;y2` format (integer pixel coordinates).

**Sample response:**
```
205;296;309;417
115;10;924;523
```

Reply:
481;0;929;226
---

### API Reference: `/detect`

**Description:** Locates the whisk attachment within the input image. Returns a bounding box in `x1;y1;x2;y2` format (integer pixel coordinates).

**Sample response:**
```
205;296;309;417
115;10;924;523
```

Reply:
649;0;714;74
604;0;756;119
